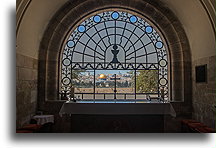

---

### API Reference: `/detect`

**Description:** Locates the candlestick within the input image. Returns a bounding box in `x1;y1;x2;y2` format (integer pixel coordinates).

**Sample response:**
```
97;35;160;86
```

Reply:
160;87;164;99
61;91;68;100
71;87;75;99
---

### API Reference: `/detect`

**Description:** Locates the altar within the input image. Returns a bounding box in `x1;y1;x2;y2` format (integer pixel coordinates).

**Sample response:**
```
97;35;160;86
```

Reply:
59;101;176;132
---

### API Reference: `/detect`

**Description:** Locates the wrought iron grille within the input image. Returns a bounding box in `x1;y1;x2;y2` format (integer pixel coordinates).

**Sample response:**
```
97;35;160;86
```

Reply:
60;11;168;101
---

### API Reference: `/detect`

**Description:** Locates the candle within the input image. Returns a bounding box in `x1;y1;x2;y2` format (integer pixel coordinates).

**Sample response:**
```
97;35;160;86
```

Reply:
71;87;75;98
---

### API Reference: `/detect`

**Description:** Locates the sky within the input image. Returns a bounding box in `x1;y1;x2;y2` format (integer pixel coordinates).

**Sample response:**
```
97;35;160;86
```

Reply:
80;70;132;75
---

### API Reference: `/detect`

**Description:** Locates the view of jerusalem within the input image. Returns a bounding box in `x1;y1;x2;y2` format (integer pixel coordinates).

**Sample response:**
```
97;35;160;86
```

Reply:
71;70;158;100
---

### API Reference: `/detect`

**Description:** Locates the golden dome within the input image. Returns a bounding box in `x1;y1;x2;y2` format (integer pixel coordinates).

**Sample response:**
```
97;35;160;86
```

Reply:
99;74;107;79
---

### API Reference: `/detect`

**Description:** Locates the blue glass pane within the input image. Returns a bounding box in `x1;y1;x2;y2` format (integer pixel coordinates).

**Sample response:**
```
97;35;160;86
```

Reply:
78;25;86;32
93;15;101;23
111;12;119;20
130;16;137;23
156;41;163;49
67;40;74;48
145;26;153;33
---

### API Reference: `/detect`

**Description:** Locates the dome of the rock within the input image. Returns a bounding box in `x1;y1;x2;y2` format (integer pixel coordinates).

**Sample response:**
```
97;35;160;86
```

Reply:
99;74;107;79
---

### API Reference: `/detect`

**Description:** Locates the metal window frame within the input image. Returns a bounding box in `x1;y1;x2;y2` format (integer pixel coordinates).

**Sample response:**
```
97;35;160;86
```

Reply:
60;10;169;102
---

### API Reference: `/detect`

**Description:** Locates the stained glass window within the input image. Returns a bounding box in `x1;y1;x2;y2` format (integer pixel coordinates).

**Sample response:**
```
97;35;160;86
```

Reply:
60;11;169;102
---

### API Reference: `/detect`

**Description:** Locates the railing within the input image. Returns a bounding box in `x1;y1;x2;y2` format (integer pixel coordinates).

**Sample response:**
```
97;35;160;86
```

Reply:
59;92;166;103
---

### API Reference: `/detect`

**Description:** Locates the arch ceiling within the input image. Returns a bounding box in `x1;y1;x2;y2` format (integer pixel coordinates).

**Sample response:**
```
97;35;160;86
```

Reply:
17;0;215;61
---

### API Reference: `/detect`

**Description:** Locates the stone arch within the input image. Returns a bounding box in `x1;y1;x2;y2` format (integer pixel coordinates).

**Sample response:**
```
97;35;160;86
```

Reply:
38;0;192;108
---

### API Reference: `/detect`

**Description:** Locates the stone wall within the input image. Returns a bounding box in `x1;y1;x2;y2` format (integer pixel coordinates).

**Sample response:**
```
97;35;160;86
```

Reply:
37;0;193;132
192;55;216;129
38;0;191;105
16;53;38;128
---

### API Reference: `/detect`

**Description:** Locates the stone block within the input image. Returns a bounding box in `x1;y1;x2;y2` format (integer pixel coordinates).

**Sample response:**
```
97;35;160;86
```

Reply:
169;45;183;62
18;68;33;81
30;90;37;103
207;56;216;82
17;80;29;92
205;88;215;94
172;90;184;101
29;102;37;113
23;88;31;104
192;103;198;112
196;57;207;65
209;55;215;66
164;25;180;45
48;31;65;53
47;61;58;75
17;54;36;69
20;115;31;127
24;56;34;68
47;50;59;62
32;69;38;80
59;15;76;30
16;90;25;105
16;67;19;81
132;2;149;15
204;93;216;105
16;53;25;67
33;59;38;69
207;82;216;89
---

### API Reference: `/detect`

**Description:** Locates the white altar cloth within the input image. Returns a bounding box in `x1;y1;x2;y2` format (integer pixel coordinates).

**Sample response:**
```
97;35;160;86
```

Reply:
59;101;176;117
32;115;54;125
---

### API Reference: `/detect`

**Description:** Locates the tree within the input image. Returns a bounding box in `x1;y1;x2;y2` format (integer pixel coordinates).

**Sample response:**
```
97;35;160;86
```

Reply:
71;70;85;80
136;70;158;93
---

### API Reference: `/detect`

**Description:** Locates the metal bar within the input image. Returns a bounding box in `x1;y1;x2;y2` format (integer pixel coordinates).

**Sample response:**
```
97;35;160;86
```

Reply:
71;62;158;64
123;26;137;49
126;42;152;57
119;22;127;45
78;40;105;57
134;70;136;100
103;21;112;45
114;20;116;44
85;32;106;53
114;74;117;99
93;25;108;49
73;92;159;95
125;33;146;53
94;70;95;100
94;43;96;101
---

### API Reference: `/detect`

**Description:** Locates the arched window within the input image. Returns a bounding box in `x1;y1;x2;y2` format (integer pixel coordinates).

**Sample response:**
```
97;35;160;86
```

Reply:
60;10;169;102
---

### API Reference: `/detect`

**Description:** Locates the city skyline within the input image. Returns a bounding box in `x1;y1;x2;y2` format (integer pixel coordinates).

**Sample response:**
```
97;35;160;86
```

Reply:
81;70;132;75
